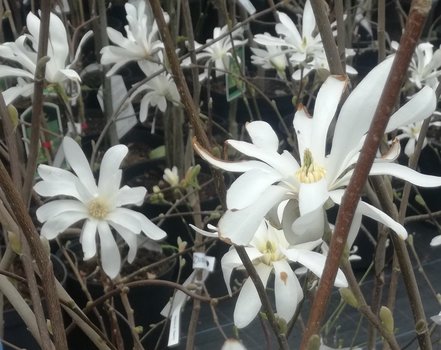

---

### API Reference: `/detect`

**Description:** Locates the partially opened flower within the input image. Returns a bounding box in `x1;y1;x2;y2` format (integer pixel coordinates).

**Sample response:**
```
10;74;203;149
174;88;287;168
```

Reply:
250;41;288;78
163;166;180;187
182;25;248;79
0;11;91;104
409;42;441;89
195;56;440;247
34;137;166;278
253;1;356;79
396;119;441;157
221;219;347;328
130;60;180;121
100;0;166;76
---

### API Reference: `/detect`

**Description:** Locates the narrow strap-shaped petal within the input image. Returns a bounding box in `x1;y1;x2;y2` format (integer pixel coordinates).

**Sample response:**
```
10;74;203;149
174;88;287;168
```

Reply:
98;144;128;191
80;219;98;260
97;221;121;279
36;199;86;222
245;121;280;153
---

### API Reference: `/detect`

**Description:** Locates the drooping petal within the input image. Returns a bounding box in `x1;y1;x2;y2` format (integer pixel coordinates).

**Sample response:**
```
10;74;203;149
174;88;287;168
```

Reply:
106;208;142;234
226;168;283;210
284;249;348;287
114;208;166;240
80;219;98;260
219;185;288;245
109;222;139;263
97;221;121;279
234;263;272;328
287;205;325;244
221;247;263;295
246;121;280;152
370;162;441;188
273;259;302;323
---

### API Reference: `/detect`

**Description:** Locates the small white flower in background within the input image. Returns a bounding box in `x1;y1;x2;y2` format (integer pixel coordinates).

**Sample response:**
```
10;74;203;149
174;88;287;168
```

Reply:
195;56;440;247
253;1;356;79
221;339;247;350
250;42;288;78
396;119;441;157
220;219;347;328
0;11;91;105
100;0;167;76
130;60;180;121
163;166;180;187
182;25;248;79
33;137;166;278
410;43;441;89
431;311;441;325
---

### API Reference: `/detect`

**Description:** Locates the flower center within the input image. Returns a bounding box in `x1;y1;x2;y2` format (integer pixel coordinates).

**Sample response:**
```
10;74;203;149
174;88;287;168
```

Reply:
261;240;283;265
296;149;326;184
88;198;109;220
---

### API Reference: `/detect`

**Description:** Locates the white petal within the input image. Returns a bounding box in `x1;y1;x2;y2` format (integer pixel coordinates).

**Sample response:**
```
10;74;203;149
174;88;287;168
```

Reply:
41;212;88;239
97;221;121;279
430;235;441;246
116;208;166;240
234;264;272;328
219;185;288;245
107;208;142;233
0;65;35;79
284;249;348;287
36;199;86;222
98;144;128;190
356;200;407;239
221;247;263;295
57;68;81;82
273;259;302;323
329;56;394;182
370;162;441;188
109;222;139;263
80;219;98;259
2;83;34;105
63;137;98;195
115;186;146;206
246;121;280;152
302;0;315;38
386;86;436;132
288;205;325;244
227;169;282;210
189;224;219;238
298;178;329;215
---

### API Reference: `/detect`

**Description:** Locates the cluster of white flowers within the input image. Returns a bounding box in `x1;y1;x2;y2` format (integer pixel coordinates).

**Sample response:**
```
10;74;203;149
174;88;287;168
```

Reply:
195;56;441;328
251;0;356;80
0;12;91;105
101;0;180;121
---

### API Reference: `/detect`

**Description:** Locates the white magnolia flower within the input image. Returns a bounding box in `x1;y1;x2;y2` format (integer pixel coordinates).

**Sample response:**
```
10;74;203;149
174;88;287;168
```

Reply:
195;56;440;246
0;12;90;105
163;166;180;187
100;0;166;76
253;1;356;79
409;42;441;89
182;25;248;79
221;219;347;328
250;42;288;78
396;120;441;157
221;339;247;350
130;60;180;121
34;137;166;278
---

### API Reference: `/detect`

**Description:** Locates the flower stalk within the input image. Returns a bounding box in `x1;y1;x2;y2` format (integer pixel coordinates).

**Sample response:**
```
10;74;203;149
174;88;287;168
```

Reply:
300;1;432;348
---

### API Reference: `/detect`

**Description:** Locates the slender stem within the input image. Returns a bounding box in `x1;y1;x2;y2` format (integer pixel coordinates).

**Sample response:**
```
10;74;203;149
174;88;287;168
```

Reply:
300;1;431;348
21;0;51;205
378;0;386;62
310;0;344;75
334;0;346;71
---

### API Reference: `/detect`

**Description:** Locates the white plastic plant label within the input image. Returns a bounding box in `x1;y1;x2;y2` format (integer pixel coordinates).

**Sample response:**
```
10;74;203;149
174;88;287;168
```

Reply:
193;252;215;272
167;306;181;347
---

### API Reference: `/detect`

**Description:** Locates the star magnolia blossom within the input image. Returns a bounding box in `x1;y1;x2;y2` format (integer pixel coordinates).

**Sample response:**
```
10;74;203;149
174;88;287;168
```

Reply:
182;25;248;79
250;43;288;78
396;120;441;157
253;1;356;79
221;220;347;328
34;137;166;278
100;0;166;76
195;56;441;246
130;60;180;121
409;42;441;89
0;12;91;105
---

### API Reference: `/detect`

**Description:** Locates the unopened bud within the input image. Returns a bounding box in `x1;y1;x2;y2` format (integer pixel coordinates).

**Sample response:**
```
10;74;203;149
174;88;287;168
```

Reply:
339;288;358;308
380;306;394;334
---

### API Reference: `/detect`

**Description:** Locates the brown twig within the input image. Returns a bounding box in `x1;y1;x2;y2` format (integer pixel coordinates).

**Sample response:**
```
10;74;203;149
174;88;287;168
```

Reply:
299;1;431;348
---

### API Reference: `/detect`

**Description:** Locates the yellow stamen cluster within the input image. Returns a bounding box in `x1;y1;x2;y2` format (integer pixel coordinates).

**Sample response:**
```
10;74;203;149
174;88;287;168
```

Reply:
261;240;283;265
295;149;326;184
88;198;109;220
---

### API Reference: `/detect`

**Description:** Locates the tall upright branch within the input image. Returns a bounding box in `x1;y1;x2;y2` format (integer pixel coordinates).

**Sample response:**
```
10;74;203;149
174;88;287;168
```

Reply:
300;1;431;348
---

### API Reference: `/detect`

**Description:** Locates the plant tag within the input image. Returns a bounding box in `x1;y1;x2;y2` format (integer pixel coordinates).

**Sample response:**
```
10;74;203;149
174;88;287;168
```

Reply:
167;306;181;347
97;75;137;140
226;46;245;101
193;252;215;272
